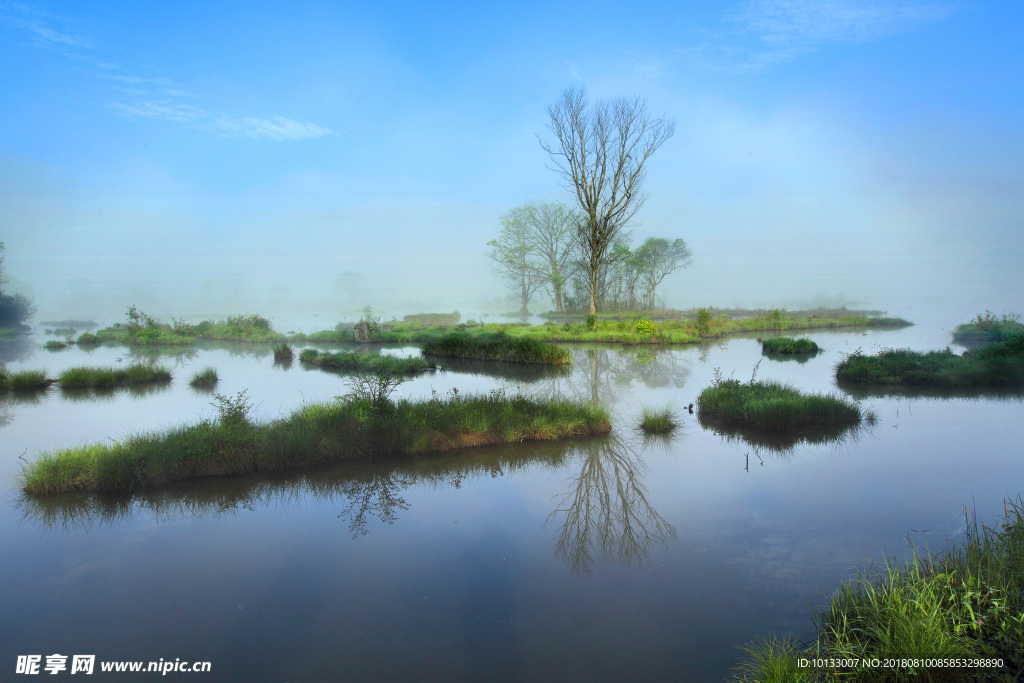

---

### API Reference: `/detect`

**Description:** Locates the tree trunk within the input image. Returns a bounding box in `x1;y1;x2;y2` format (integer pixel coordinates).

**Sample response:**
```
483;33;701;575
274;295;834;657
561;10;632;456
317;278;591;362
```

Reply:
588;268;598;318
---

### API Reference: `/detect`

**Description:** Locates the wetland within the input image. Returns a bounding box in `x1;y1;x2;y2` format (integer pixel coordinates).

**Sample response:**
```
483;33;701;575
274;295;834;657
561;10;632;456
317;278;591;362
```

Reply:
3;314;1022;681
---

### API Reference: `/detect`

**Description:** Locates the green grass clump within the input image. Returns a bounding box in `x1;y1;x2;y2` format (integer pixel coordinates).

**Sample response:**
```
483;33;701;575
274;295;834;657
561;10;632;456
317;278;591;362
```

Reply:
6;369;54;391
698;378;863;433
18;392;611;494
403;311;461;325
273;344;294;362
836;335;1024;388
422;332;572;365
638;405;678;433
0;327;18;339
761;337;820;355
59;365;172;390
732;498;1024;681
302;330;354;342
188;367;219;388
299;349;431;374
76;332;99;344
44;340;67;351
952;311;1024;347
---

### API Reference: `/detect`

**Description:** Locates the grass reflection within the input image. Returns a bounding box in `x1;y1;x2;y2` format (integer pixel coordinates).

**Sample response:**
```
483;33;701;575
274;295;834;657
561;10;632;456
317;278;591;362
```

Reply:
15;440;578;533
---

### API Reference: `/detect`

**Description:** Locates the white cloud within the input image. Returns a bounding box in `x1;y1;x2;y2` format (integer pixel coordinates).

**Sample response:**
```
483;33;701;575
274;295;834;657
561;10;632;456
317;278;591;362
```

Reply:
212;116;335;141
110;102;206;122
738;0;955;47
0;1;93;48
7;3;333;142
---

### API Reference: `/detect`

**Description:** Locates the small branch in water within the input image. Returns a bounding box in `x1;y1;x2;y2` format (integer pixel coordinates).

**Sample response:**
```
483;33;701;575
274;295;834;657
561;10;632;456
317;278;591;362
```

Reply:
18;449;27;461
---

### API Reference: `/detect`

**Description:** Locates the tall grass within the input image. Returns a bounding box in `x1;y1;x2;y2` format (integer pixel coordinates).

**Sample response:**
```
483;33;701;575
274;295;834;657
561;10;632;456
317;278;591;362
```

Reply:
732;498;1024;681
188;367;219;388
58;365;172;390
698;378;863;433
422;332;572;365
761;337;820;355
44;340;67;351
638;405;678;433
837;335;1024;388
18;392;612;494
2;369;54;391
299;349;430;374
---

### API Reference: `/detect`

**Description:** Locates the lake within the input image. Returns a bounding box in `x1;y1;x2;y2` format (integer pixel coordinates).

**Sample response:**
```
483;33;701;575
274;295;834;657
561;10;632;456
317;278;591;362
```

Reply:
3;320;1022;681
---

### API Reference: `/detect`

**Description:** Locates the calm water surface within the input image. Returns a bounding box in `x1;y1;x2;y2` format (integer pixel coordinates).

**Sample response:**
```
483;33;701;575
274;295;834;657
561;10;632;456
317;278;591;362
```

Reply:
2;321;1022;682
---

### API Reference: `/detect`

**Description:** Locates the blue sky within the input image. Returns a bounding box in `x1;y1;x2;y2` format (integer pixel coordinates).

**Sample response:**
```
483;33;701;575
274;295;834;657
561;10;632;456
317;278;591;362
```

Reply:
1;0;1022;323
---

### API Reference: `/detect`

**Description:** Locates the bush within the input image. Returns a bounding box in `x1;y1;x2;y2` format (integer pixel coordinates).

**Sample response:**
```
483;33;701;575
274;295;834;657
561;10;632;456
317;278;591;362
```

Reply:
695;307;712;336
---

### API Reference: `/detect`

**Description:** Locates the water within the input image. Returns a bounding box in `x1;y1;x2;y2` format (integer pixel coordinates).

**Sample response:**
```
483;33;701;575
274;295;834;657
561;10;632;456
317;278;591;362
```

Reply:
2;323;1022;682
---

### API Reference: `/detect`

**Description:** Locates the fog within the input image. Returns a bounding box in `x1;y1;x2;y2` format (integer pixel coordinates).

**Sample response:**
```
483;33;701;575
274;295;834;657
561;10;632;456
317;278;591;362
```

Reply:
2;1;1021;329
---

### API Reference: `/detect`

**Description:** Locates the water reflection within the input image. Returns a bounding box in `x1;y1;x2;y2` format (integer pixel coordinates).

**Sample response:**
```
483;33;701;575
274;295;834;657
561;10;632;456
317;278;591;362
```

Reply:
15;442;575;533
838;381;1024;401
16;434;675;576
546;434;676;576
59;381;173;403
761;350;819;364
0;335;36;363
532;347;692;403
437;357;570;383
696;411;870;456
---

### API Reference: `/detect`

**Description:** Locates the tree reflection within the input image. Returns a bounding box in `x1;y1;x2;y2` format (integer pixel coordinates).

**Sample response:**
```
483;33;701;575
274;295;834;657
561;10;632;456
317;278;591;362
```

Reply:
336;470;415;536
547;434;676;575
528;346;692;406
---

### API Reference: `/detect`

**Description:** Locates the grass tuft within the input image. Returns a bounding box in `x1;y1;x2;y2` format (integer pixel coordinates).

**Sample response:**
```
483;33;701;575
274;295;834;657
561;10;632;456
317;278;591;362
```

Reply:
422;332;572;365
44;340;67;351
6;369;55;391
18;392;611;494
299;349;431;374
698;378;863;433
761;337;820;355
188;367;219;388
59;365;172;390
638;405;678;433
273;344;294;363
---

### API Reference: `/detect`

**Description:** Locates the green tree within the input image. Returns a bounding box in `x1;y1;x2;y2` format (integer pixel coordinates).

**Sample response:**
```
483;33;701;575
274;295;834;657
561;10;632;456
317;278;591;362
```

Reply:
634;238;692;309
487;210;545;313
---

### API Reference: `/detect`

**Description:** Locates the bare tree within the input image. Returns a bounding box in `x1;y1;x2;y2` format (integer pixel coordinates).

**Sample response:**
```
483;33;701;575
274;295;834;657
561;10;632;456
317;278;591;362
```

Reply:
634;237;692;309
487;209;546;313
540;87;675;320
